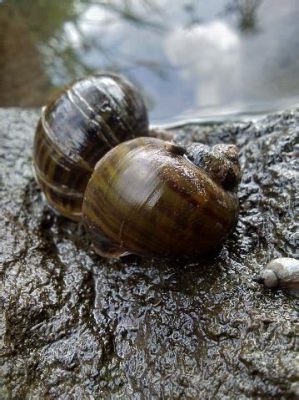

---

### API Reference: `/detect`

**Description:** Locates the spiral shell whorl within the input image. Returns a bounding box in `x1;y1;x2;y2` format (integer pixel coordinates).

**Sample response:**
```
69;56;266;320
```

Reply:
33;74;149;220
82;137;240;258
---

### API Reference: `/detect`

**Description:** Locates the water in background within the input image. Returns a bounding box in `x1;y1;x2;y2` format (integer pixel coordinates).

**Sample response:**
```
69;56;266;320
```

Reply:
0;0;298;124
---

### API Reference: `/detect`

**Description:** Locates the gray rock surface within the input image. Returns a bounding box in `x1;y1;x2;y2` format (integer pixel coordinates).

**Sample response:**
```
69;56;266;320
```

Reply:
0;108;298;399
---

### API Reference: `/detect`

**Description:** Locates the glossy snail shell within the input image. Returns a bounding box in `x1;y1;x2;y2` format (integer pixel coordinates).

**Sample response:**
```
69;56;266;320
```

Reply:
33;73;149;220
82;137;240;258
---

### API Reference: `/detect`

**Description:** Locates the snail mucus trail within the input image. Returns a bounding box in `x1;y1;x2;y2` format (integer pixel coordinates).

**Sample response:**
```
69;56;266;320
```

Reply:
33;73;242;259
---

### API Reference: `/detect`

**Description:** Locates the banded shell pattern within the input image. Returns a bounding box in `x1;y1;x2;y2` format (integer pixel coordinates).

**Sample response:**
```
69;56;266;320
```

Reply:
82;137;240;258
33;73;149;220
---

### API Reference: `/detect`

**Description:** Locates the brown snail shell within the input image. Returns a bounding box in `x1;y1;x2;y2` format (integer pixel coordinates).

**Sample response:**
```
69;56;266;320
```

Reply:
253;258;299;289
82;137;241;258
33;73;149;220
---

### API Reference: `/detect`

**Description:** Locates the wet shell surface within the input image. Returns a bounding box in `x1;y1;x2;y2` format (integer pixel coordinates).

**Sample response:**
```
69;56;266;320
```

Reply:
33;73;149;220
82;137;240;258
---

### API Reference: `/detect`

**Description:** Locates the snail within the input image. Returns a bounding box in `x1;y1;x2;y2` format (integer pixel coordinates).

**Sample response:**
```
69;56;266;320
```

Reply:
33;73;149;220
82;137;241;258
253;258;299;289
33;73;242;258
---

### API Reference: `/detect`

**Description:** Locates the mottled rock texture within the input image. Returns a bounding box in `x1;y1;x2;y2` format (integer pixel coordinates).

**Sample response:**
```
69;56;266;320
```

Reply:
0;108;298;399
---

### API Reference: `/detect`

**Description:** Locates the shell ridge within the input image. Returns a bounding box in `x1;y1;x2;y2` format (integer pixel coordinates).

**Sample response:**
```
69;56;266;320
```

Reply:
33;162;85;198
117;178;165;249
41;107;93;172
70;87;119;148
91;77;137;140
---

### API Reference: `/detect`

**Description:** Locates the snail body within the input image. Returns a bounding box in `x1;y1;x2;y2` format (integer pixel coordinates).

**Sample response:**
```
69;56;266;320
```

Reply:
33;73;149;220
82;137;240;258
254;258;299;289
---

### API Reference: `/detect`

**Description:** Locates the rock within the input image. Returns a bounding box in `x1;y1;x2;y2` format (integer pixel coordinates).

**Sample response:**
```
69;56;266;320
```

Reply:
0;108;298;399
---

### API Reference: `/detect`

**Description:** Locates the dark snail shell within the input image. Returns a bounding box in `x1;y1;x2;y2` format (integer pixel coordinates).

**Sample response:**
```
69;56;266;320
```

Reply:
33;73;149;220
82;137;241;258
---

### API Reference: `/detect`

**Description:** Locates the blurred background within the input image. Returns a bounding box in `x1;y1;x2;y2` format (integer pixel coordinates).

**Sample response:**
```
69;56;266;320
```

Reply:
0;0;298;124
